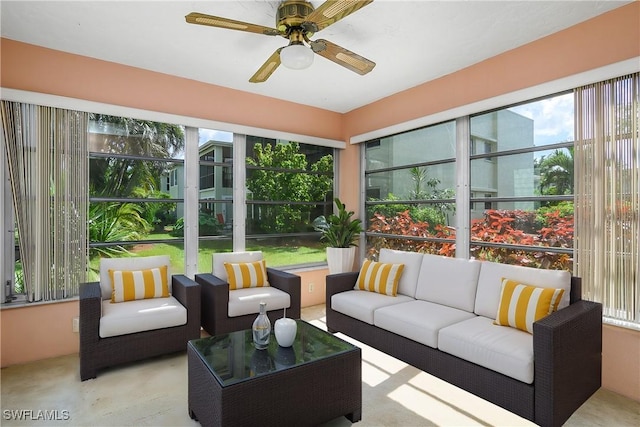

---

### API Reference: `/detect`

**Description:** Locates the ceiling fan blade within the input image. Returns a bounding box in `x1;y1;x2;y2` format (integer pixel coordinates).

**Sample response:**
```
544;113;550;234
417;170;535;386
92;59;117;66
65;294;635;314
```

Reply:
249;48;283;83
185;12;280;36
304;0;373;32
310;39;375;75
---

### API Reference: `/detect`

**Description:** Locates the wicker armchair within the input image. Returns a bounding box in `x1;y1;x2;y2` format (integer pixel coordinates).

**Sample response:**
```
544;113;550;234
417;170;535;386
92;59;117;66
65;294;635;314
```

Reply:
79;255;201;381
195;251;301;336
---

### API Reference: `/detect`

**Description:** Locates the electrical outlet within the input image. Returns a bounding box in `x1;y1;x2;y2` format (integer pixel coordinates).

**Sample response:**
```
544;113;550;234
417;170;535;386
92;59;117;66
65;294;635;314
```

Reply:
308;282;314;293
72;317;79;333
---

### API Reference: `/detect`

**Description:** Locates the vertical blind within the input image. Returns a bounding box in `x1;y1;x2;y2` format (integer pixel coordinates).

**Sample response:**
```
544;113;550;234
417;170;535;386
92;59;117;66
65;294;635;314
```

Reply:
1;102;88;302
575;73;639;328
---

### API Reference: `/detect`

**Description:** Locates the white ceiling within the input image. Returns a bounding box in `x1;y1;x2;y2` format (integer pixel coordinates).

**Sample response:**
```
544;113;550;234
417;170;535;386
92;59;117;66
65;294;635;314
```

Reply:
0;1;631;113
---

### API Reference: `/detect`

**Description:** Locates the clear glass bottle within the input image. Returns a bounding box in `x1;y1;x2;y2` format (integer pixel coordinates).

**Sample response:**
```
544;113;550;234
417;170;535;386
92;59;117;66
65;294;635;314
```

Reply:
252;302;271;350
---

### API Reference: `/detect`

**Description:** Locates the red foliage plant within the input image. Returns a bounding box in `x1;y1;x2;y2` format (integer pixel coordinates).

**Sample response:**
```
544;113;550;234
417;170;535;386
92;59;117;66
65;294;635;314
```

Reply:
366;209;573;271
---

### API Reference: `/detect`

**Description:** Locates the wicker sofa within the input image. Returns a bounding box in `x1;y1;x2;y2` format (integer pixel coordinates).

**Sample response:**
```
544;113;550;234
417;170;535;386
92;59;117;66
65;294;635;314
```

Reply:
326;249;602;427
79;255;201;381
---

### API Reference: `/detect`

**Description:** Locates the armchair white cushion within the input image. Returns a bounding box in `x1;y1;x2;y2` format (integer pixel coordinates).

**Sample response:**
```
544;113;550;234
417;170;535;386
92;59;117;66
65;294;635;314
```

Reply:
196;251;301;335
213;251;290;317
97;255;186;337
80;255;201;380
99;296;187;338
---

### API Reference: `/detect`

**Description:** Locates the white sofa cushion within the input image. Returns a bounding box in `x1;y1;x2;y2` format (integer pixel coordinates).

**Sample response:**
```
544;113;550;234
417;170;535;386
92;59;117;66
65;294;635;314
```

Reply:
379;248;424;298
331;290;414;325
474;261;571;319
99;295;186;338
228;287;290;317
414;254;481;312
99;255;171;300
213;251;263;282
438;316;535;383
374;300;477;348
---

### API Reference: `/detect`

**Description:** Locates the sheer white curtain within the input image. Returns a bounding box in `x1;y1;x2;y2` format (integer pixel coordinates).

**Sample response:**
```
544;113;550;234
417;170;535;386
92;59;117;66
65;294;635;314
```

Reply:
1;101;88;302
575;73;639;328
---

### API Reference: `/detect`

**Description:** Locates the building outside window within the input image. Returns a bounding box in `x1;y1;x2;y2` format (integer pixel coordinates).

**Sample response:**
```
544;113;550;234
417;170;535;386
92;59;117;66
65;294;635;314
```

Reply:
363;92;574;271
469;93;574;270
364;121;457;259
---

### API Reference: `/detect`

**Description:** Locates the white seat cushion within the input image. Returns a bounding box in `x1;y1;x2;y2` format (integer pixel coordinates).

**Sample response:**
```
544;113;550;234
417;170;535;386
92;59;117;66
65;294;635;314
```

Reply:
374;300;476;348
99;296;186;338
415;254;481;312
228;287;290;317
474;260;571;319
331;290;414;325
438;316;534;383
379;249;425;298
99;255;172;300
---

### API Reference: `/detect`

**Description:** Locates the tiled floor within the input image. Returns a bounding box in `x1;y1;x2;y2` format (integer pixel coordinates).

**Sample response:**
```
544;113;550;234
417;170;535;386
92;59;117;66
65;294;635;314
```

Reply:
1;304;638;426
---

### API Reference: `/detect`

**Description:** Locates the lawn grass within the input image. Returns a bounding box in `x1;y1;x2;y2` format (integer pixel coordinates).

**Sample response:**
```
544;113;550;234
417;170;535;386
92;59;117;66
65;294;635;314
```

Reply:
88;233;326;278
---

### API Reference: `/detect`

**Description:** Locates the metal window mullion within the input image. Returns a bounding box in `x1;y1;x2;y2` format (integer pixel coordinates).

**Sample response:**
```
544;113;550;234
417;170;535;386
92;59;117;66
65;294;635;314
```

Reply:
469;140;574;161
89;152;185;164
364;157;456;175
183;126;199;279
233;133;246;252
456;116;470;259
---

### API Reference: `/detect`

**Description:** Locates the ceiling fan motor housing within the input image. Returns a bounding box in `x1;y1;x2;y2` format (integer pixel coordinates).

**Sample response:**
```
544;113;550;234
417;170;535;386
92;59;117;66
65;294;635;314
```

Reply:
277;0;315;34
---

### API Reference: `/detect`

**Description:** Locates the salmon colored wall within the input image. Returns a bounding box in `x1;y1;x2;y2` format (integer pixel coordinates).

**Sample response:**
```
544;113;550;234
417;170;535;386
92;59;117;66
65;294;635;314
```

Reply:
298;268;330;308
0;39;344;142
602;325;640;402
0;301;79;367
342;2;640;139
1;2;639;403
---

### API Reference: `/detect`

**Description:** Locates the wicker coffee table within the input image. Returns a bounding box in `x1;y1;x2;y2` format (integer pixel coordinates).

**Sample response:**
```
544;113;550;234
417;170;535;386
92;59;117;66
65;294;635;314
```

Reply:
187;320;362;427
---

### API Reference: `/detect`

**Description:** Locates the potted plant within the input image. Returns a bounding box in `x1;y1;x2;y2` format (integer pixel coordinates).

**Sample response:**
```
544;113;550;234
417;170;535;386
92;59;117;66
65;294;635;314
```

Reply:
313;198;363;274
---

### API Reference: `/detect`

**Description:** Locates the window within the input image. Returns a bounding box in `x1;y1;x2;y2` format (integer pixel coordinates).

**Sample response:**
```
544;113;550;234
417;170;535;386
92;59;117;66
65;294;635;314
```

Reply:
574;73;639;328
469;93;574;271
245;136;334;268
362;93;574;270
2;103;88;302
364;121;457;259
195;129;234;273
88;115;186;278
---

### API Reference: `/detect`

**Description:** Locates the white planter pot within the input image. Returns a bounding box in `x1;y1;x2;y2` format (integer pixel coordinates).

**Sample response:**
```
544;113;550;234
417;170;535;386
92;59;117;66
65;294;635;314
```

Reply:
326;247;356;274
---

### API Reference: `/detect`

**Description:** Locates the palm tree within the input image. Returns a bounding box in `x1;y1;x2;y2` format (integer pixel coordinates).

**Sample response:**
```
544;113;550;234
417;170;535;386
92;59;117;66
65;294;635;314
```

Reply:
89;115;185;197
538;147;574;196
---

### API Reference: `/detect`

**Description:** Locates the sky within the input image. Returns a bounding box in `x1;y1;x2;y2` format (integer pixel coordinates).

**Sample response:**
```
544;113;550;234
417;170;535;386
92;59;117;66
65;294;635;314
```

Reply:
508;92;574;147
199;128;233;145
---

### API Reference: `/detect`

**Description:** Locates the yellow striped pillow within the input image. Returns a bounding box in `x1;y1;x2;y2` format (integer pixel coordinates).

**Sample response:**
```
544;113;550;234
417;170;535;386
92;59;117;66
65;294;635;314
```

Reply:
494;278;565;334
109;265;169;303
355;259;404;296
224;260;269;290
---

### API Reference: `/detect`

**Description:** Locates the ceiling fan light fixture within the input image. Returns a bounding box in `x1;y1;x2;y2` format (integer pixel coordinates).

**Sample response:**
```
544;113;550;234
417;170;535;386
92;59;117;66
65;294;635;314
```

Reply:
280;43;314;70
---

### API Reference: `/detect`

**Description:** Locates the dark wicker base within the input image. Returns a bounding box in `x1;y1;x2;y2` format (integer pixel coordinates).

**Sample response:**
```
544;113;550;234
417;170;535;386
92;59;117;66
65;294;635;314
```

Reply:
326;272;602;427
196;269;301;336
79;275;201;381
188;340;361;427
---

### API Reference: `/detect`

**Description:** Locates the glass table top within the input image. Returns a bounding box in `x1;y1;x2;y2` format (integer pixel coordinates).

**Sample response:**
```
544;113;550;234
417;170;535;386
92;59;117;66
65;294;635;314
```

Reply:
189;320;358;387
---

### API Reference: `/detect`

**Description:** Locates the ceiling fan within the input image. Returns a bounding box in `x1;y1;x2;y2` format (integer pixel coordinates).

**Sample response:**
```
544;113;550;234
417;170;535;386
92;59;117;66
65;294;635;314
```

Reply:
185;0;376;83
